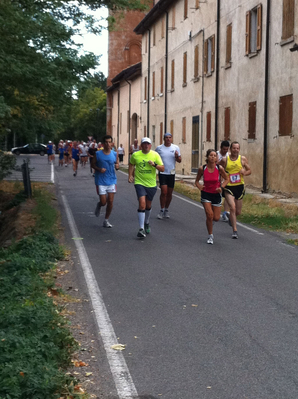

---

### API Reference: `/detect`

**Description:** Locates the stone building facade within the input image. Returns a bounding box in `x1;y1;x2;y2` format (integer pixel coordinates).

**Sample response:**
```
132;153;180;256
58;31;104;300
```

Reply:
108;0;298;194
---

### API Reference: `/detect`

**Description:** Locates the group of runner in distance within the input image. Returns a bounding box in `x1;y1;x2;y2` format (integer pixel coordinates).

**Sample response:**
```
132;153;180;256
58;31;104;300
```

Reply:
47;134;251;243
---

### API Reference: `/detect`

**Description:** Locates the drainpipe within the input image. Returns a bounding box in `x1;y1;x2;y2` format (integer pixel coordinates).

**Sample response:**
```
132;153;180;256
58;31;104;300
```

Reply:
214;0;220;150
164;11;169;133
147;29;151;138
263;0;270;193
117;88;120;147
200;29;205;167
125;78;131;162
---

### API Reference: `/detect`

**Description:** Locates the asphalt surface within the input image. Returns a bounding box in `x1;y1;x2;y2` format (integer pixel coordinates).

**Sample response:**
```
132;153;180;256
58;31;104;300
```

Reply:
5;153;54;182
24;158;298;398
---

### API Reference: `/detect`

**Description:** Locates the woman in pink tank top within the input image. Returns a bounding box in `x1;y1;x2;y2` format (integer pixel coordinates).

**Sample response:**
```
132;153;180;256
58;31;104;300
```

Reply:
195;149;228;245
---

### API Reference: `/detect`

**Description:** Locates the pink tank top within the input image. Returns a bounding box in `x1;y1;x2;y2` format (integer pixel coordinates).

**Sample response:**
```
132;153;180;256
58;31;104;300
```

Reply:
203;165;220;193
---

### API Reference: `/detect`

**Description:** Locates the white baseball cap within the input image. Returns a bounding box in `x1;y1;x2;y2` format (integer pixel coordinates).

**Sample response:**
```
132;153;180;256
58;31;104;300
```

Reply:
141;137;152;144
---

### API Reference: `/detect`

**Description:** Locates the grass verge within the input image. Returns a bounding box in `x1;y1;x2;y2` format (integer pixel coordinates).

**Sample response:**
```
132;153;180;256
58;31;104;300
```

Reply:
0;183;87;399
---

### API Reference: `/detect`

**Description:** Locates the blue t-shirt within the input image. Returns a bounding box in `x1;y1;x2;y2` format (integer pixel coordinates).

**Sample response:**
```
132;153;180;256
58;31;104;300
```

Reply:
47;144;53;155
72;147;80;161
95;150;117;186
58;148;64;159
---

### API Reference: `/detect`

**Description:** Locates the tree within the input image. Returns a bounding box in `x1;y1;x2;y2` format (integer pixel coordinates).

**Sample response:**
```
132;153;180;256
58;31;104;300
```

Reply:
0;0;149;147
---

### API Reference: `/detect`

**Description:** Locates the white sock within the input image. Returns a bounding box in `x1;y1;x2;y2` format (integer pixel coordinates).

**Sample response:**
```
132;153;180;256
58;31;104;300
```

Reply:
138;211;145;229
145;208;151;224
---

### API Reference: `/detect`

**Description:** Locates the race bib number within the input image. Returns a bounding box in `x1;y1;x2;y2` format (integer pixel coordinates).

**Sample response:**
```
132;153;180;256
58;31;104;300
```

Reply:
229;173;241;184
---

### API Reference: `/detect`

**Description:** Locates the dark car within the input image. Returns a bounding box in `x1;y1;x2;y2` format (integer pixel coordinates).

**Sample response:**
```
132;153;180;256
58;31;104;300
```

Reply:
11;143;47;156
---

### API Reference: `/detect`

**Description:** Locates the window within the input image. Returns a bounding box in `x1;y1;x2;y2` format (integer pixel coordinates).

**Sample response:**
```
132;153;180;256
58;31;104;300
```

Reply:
184;0;188;19
172;6;176;29
144;77;147;101
152;71;155;98
246;4;262;55
170;119;174;139
279;94;293;136
248;101;256;139
183;52;187;86
224;107;230;140
194;45;199;80
204;35;215;75
160;66;164;94
171;59;175;91
226;24;232;66
160;122;163;144
206;111;211;141
182;117;186;143
282;0;295;41
161;17;165;39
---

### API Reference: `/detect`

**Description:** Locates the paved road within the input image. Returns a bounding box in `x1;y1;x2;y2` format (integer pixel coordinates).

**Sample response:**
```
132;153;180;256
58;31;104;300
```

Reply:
41;159;298;398
5;154;54;183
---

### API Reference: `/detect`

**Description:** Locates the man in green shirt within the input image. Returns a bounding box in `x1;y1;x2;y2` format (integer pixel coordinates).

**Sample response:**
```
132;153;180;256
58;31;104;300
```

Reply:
129;137;164;238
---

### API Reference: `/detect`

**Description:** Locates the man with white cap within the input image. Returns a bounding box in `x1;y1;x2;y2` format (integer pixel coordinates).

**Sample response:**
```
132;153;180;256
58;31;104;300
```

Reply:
128;137;164;238
155;132;181;219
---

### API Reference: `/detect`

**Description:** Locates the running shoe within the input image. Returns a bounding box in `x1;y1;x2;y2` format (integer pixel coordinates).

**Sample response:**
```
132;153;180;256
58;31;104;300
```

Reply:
94;202;101;217
164;210;170;218
157;210;164;219
144;223;151;234
73;171;77;177
222;212;229;222
103;220;113;228
232;231;238;239
207;234;214;245
137;228;146;238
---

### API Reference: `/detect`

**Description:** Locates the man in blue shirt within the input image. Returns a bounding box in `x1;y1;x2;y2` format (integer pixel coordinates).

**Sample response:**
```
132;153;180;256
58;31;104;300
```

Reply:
91;135;119;228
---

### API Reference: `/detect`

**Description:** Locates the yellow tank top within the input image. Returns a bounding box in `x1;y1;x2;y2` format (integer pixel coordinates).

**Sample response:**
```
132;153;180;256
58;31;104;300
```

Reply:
226;155;244;186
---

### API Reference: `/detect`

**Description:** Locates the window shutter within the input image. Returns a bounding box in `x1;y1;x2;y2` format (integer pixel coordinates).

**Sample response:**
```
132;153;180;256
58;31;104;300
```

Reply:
211;35;215;72
279;95;293;136
182;117;186;143
206;112;211;142
160;66;164;94
226;24;232;64
127;110;130;133
145;33;147;54
224;107;230;140
183;52;187;84
171;60;175;90
184;0;188;19
245;11;251;55
170;120;174;139
204;39;208;74
161;17;164;39
172;6;175;29
195;0;200;9
257;4;262;51
144;126;147;137
152;71;155;97
153;25;156;46
248;101;256;139
194;45;199;78
160;122;163;144
282;0;295;40
144;77;147;101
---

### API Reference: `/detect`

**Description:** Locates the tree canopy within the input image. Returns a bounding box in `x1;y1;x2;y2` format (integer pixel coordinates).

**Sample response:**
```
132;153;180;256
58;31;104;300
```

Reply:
0;0;149;147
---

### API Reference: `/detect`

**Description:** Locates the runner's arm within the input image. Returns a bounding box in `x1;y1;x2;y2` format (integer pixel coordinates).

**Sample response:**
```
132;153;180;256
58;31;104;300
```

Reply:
195;167;204;191
128;163;135;183
241;156;251;177
219;165;229;189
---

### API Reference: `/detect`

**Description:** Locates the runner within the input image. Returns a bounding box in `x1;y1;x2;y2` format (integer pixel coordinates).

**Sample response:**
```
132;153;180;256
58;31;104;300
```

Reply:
128;137;164;238
155;132;181;219
79;141;88;167
72;141;81;177
217;140;230;222
195;149;228;245
58;143;64;166
129;139;139;155
219;141;251;239
47;141;53;164
117;144;125;165
64;140;70;167
91;135;119;228
88;141;97;176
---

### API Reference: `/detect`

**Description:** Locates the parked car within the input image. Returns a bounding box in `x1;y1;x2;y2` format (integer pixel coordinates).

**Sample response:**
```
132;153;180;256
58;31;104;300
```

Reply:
11;143;47;156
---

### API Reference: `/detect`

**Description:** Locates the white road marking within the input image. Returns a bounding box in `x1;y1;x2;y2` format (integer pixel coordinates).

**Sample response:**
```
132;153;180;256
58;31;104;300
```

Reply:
119;170;263;235
51;162;55;183
61;194;139;399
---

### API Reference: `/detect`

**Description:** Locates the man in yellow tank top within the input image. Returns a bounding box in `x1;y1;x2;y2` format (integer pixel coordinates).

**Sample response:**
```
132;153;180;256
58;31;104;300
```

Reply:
219;142;251;239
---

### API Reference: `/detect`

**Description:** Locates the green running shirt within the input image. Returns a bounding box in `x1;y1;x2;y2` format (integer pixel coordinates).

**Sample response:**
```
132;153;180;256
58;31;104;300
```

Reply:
130;150;163;187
